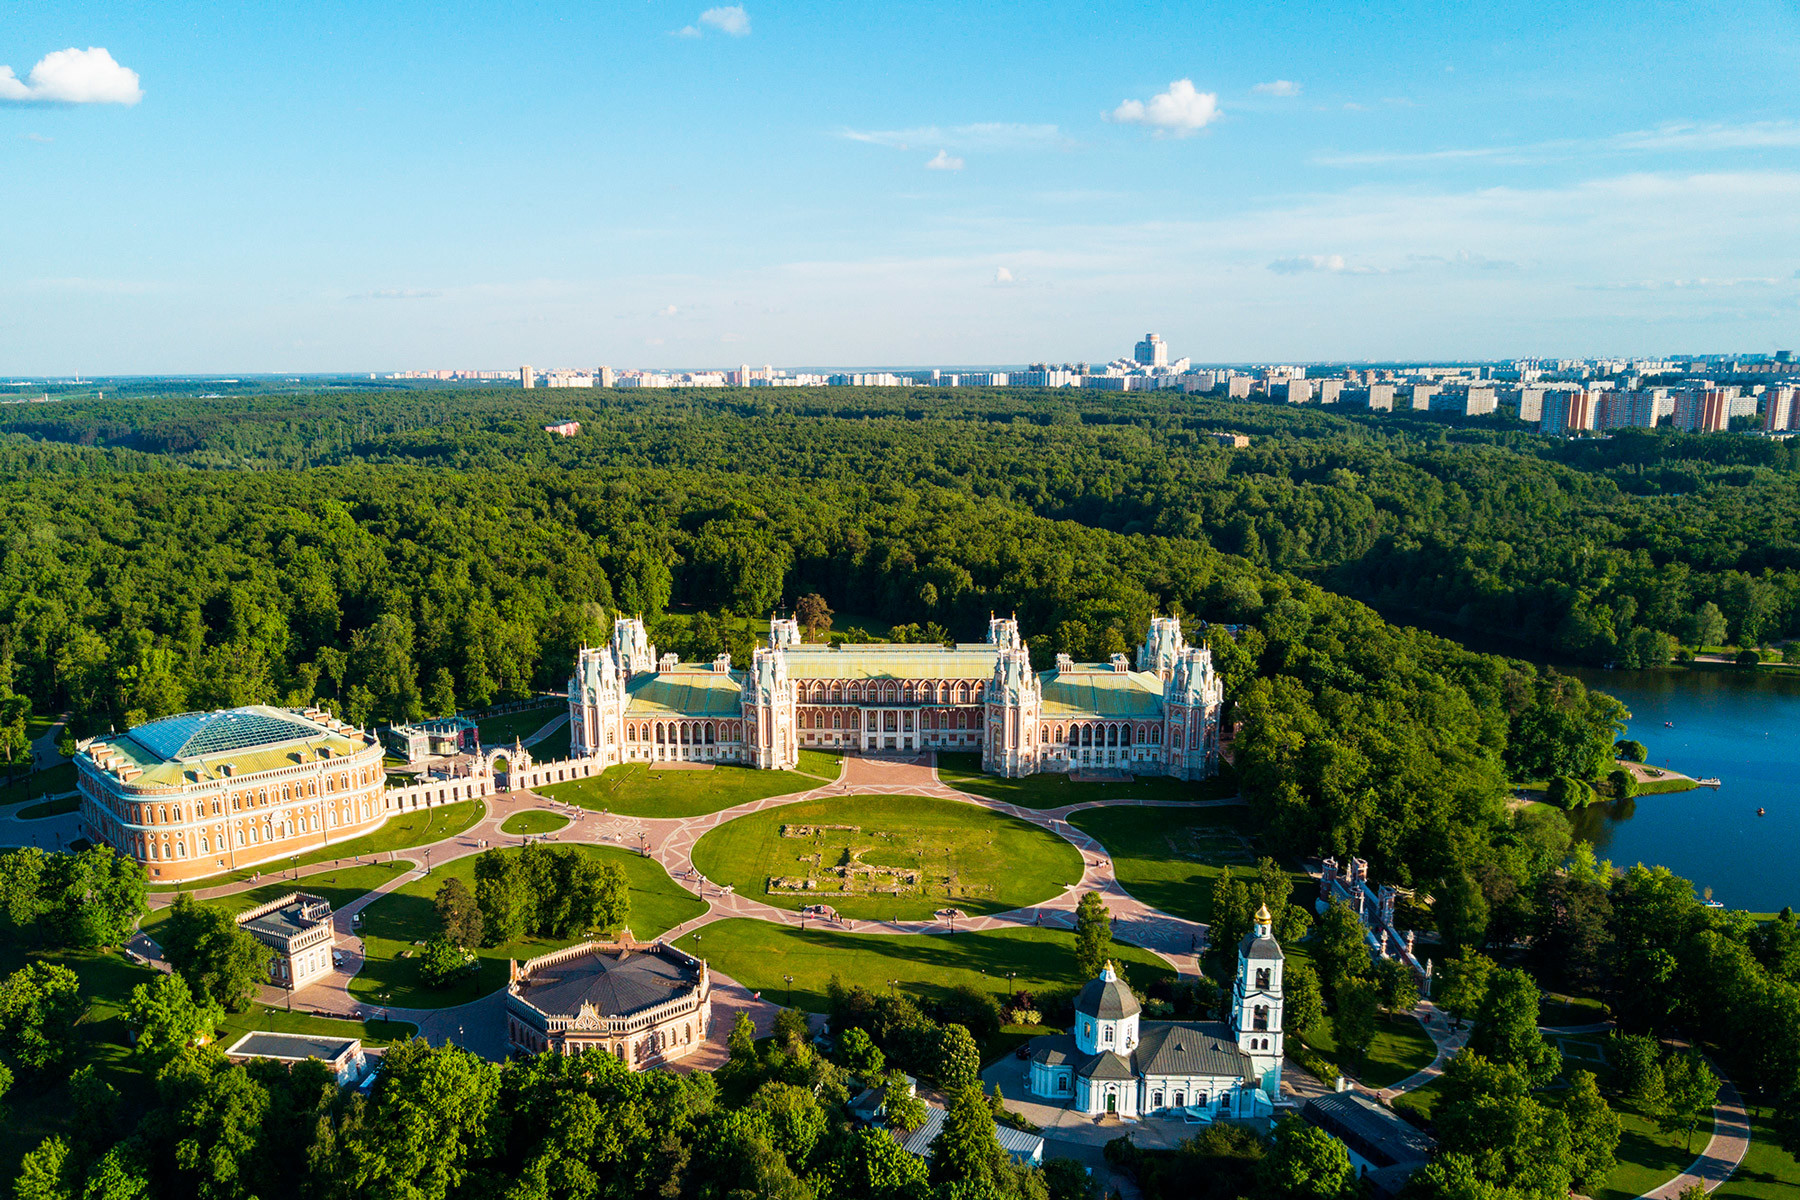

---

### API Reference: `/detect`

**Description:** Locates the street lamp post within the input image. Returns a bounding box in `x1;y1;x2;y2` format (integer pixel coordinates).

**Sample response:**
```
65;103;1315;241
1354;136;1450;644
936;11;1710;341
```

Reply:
783;974;794;1007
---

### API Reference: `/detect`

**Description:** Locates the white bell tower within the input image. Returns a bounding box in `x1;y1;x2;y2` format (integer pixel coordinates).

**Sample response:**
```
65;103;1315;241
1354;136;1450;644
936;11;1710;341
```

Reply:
1231;903;1285;1096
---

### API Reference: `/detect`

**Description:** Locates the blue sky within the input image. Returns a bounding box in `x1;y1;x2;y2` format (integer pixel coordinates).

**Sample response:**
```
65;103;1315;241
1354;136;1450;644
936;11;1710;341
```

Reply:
4;0;1800;372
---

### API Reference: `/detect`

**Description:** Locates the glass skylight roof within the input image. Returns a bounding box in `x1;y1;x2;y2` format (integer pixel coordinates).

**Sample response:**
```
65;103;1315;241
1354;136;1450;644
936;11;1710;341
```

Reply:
128;707;322;761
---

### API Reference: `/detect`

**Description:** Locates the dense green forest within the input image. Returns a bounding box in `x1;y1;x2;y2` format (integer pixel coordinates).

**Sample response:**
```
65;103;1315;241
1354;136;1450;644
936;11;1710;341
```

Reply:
3;382;1800;1199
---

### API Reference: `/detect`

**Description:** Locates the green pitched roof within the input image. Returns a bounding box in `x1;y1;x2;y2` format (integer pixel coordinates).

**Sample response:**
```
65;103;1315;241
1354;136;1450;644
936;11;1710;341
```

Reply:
781;643;999;681
624;667;745;716
1040;669;1165;718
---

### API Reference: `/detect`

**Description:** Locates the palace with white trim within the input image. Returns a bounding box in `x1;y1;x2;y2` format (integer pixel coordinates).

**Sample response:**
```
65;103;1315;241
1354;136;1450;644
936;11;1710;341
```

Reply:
568;614;1225;779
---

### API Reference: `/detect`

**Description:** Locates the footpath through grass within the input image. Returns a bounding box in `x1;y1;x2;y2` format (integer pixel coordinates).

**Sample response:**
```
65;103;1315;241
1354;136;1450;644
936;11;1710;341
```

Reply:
0;761;77;807
935;752;1235;809
672;918;1176;1017
1299;1013;1439;1090
1715;1105;1800;1200
500;809;572;836
540;762;818;818
151;800;485;890
475;702;565;746
1595;1099;1718;1200
142;862;413;938
691;793;1081;922
350;843;706;1009
1067;804;1266;925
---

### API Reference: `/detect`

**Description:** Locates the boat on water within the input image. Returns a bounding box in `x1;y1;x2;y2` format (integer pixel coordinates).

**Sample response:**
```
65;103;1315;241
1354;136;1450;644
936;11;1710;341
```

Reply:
1697;777;1722;788
1704;900;1725;909
1758;807;1767;817
1664;721;1675;728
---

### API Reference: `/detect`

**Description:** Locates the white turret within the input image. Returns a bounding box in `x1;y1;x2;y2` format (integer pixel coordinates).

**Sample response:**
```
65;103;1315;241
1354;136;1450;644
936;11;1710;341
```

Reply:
1163;645;1223;781
745;644;796;769
611;616;657;677
569;646;625;762
769;615;801;647
983;644;1041;777
1138;615;1186;680
986;614;1021;650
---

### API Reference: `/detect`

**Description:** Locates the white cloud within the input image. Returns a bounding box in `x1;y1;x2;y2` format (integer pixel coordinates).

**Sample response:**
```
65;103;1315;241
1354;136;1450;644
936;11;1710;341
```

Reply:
659;304;679;317
699;6;751;36
1253;80;1301;97
994;267;1014;284
1107;80;1220;137
925;149;963;171
0;47;142;105
347;288;442;301
1318;120;1800;168
841;122;1063;152
21;132;52;144
674;26;702;38
1269;254;1348;274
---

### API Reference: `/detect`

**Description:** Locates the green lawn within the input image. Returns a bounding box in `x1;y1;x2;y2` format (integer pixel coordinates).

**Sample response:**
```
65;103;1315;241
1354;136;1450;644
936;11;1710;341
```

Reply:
349;843;706;1009
1715;1105;1800;1200
1300;1013;1439;1090
530;723;573;761
0;761;77;807
796;749;843;780
690;793;1082;921
672;918;1176;1019
540;761;818;818
500;809;572;836
1540;991;1607;1027
1066;805;1270;925
476;702;565;746
18;793;80;819
1596;1100;1716;1200
935;752;1236;810
141;862;413;940
151;800;485;890
1390;1076;1446;1124
215;1004;416;1048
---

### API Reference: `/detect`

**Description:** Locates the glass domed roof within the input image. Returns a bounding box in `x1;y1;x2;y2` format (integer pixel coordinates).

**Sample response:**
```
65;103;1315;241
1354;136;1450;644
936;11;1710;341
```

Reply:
128;706;324;761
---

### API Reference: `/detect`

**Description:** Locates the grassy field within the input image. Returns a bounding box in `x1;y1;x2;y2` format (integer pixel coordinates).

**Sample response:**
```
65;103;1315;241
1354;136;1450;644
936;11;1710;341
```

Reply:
141;862;413;939
1066;805;1268;925
349;843;706;1009
691;793;1082;921
1714;1105;1800;1200
476;702;565;746
18;793;80;819
671;918;1177;1018
1540;991;1608;1027
151;800;485;890
215;1004;416;1048
500;809;572;836
539;762;818;818
796;749;843;780
530;723;573;760
935;752;1236;810
1596;1101;1716;1200
0;761;77;807
1390;1075;1445;1123
1300;1013;1439;1090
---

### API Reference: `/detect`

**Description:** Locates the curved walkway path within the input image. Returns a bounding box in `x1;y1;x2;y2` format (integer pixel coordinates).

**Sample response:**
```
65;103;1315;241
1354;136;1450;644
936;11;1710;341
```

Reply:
126;750;1751;1198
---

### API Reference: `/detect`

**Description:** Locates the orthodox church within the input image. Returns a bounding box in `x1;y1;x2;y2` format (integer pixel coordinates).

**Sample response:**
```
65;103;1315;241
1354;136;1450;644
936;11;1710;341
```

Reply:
1023;905;1285;1120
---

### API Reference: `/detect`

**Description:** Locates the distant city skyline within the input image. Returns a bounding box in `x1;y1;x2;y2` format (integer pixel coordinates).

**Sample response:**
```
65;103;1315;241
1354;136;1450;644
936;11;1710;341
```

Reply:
4;1;1800;372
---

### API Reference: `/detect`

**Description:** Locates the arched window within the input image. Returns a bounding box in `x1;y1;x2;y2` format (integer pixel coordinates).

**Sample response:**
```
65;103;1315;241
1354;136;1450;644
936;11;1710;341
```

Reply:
1122;725;1133;746
706;723;715;744
626;724;636;742
1152;726;1162;745
1254;1005;1269;1031
1255;968;1271;990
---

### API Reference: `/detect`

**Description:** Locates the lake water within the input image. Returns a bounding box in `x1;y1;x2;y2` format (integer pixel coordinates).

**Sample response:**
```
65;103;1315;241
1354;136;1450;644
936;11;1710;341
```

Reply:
1567;667;1800;914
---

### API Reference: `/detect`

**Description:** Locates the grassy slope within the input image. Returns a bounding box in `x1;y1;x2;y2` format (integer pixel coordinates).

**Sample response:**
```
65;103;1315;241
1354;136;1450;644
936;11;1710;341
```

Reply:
1714;1106;1800;1200
1066;805;1264;925
349;843;706;1009
539;762;817;818
689;793;1082;921
0;762;77;807
476;703;565;745
672;918;1176;1016
151;800;485;891
1299;1014;1439;1090
499;810;572;836
141;862;413;939
1596;1101;1717;1200
935;752;1235;809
